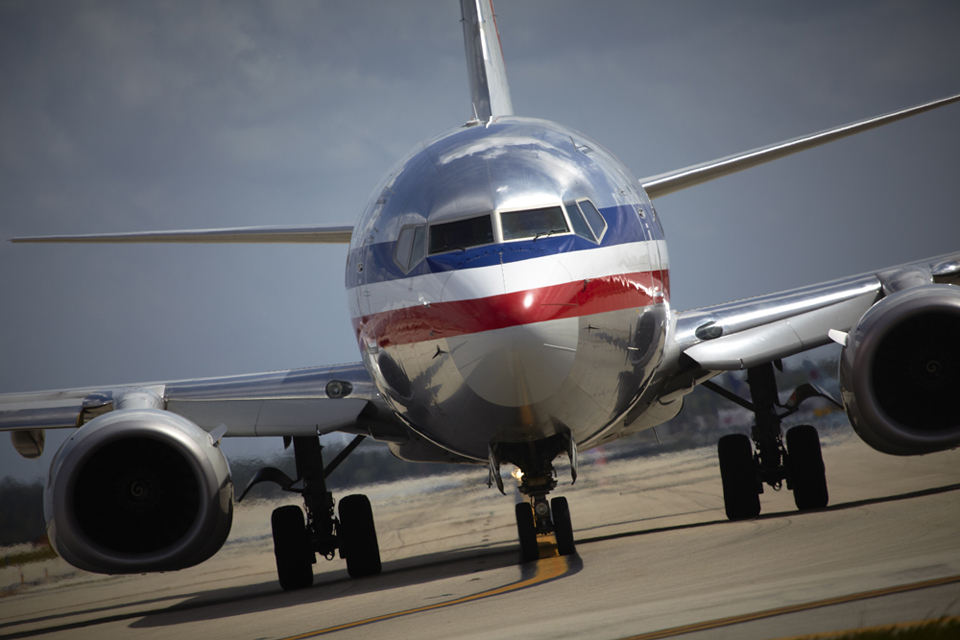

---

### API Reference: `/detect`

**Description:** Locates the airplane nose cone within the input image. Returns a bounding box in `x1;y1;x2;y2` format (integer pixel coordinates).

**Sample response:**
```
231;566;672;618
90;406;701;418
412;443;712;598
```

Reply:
447;317;579;407
440;257;579;407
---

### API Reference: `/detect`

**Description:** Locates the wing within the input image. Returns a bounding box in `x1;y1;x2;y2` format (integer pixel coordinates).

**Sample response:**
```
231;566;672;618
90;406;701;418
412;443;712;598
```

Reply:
0;362;406;440
9;224;353;244
671;251;960;373
639;93;960;199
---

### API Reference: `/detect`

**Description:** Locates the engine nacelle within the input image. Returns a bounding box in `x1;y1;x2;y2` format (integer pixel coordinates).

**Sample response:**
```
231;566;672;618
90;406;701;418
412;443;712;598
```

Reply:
45;409;233;573
840;284;960;455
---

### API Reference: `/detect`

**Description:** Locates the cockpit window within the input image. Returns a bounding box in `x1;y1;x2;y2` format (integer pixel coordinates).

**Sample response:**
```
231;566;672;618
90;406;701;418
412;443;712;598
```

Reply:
429;214;494;254
409;226;427;265
577;199;607;242
564;201;595;242
394;224;427;271
394;227;415;269
564;199;606;243
500;205;569;241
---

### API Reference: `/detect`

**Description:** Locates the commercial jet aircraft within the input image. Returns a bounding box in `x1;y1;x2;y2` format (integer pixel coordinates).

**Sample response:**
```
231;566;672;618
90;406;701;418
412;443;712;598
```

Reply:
3;1;959;591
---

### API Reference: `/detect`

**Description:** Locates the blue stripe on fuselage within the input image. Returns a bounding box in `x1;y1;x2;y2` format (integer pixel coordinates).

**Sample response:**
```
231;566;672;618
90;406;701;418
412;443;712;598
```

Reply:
347;203;660;289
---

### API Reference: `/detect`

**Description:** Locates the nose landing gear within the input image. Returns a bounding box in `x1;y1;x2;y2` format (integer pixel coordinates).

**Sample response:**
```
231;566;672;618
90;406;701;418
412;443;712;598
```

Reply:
492;434;578;563
515;495;576;563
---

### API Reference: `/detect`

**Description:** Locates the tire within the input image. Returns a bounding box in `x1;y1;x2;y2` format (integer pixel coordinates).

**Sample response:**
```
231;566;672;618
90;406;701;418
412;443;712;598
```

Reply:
787;425;829;510
717;434;761;520
338;494;381;578
515;502;539;564
271;505;314;591
551;497;576;557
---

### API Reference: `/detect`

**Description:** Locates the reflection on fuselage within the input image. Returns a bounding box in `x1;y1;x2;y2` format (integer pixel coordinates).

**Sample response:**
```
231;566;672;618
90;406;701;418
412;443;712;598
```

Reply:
346;116;670;460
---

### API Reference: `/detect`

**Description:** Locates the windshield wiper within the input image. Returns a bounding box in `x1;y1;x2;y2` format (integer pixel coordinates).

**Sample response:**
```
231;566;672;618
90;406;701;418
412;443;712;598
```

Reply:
533;228;566;241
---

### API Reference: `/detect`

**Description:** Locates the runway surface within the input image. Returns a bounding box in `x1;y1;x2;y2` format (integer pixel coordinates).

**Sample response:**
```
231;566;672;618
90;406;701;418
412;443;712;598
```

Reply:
2;429;959;640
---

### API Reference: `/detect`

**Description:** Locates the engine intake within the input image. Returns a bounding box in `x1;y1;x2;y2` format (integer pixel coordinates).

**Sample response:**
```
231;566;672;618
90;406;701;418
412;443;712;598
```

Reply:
840;284;960;455
45;409;233;573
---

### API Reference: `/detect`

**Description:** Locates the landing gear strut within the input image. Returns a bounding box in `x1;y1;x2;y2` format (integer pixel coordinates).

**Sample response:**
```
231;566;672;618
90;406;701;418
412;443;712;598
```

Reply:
240;435;381;590
705;361;831;520
492;433;578;563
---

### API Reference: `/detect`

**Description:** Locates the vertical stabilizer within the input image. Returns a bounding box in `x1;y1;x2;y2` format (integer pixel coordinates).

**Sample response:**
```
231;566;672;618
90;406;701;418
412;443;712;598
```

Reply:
460;0;514;120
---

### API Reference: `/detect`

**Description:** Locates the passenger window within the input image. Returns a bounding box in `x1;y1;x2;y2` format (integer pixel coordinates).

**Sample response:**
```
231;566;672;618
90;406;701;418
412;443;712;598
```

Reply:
500;205;569;241
565;201;596;242
429;214;494;254
578;200;607;241
394;227;415;269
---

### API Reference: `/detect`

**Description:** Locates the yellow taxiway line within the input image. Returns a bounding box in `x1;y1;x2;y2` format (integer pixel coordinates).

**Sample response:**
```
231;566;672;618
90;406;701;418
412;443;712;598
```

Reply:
278;543;573;640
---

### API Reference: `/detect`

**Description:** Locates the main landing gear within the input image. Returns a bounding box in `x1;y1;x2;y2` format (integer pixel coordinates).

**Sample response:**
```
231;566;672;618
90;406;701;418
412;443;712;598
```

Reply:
239;435;381;590
704;361;834;520
490;433;578;563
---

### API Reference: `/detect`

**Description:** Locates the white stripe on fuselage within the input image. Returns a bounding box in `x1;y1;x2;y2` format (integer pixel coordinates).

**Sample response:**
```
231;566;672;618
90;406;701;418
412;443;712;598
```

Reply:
351;239;667;317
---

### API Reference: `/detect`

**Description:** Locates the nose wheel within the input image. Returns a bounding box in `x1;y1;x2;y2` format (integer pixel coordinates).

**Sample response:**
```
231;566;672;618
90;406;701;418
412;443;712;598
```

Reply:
515;496;577;563
515;503;538;563
492;433;579;563
551;496;575;556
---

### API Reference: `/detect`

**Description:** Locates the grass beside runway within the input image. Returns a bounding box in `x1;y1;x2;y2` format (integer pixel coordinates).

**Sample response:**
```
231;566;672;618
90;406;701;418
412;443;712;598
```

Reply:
787;616;960;639
617;575;960;640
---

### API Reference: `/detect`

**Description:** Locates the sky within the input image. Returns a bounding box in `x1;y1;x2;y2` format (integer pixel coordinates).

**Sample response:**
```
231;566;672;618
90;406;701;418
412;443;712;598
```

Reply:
2;0;959;481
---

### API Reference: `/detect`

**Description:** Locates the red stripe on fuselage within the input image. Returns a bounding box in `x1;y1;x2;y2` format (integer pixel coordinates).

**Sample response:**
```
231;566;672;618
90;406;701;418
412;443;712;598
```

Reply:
354;270;668;348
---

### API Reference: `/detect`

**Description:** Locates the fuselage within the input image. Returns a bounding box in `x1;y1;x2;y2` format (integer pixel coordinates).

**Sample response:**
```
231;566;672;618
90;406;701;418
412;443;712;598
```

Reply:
346;116;670;461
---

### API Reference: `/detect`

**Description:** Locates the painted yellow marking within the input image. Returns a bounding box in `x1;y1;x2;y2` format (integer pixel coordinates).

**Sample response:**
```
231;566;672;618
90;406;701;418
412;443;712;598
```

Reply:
772;614;960;640
538;533;558;558
278;555;572;639
618;574;960;640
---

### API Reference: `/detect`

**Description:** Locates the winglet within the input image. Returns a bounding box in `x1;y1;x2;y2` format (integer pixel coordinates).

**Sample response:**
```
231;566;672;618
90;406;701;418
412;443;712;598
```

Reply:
461;0;513;121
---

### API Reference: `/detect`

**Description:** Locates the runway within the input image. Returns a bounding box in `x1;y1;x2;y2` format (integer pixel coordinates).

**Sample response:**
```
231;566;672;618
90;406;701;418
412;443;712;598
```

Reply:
2;429;959;640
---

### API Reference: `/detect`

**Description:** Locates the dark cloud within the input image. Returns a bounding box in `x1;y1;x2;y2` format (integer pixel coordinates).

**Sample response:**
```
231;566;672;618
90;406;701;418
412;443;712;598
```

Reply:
2;0;959;478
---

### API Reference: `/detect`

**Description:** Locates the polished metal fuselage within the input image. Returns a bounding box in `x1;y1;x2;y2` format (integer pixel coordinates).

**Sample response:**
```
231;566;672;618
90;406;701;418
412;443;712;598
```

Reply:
346;117;670;461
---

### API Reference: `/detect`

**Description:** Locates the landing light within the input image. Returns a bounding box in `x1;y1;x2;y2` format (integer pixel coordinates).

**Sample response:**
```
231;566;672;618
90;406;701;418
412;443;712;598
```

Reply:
523;293;534;309
325;380;353;399
511;468;523;481
534;501;550;518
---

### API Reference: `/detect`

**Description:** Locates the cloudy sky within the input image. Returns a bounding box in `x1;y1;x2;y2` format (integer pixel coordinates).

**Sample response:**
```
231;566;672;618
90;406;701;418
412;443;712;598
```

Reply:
2;1;959;480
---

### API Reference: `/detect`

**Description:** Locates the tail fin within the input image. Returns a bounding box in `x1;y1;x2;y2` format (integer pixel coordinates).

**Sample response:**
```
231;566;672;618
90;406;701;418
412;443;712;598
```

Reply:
460;0;513;120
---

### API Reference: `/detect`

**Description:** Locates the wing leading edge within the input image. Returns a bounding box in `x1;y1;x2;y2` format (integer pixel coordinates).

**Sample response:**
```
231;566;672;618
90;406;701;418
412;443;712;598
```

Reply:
674;252;960;372
639;92;960;200
0;363;407;440
9;225;353;244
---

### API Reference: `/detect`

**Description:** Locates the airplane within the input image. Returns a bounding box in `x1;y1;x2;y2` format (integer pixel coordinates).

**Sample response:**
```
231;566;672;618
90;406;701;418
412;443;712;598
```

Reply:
2;0;959;592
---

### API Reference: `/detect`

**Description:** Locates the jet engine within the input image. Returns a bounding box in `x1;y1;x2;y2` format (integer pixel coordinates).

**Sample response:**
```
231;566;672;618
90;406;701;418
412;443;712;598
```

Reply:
45;408;233;573
840;284;960;455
